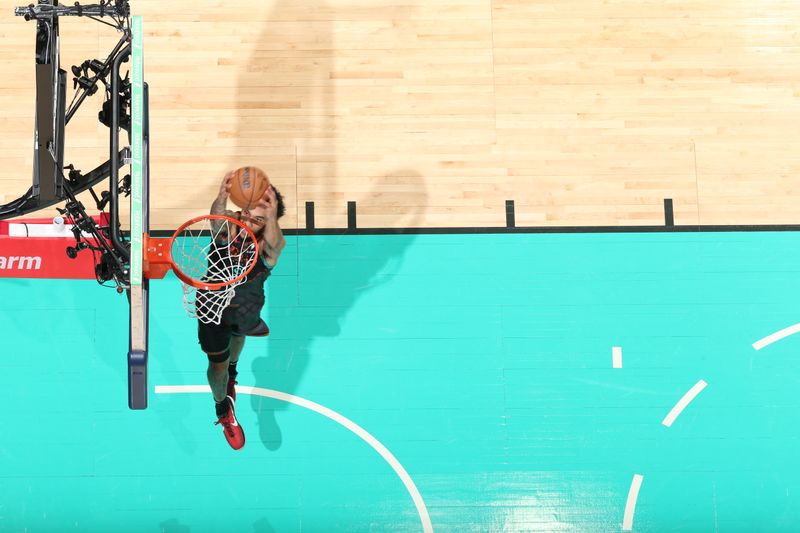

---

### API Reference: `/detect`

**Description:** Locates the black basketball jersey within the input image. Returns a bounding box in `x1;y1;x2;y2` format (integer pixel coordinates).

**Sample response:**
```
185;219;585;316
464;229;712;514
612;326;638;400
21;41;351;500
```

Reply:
230;253;271;304
205;233;270;299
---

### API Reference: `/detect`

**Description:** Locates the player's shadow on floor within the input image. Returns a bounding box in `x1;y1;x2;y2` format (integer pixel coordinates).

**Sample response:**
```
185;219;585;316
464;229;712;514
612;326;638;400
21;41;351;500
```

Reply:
251;170;427;450
159;518;191;533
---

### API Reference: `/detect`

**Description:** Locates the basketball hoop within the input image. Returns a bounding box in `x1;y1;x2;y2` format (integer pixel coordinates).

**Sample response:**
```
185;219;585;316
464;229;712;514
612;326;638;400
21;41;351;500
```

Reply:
144;214;260;325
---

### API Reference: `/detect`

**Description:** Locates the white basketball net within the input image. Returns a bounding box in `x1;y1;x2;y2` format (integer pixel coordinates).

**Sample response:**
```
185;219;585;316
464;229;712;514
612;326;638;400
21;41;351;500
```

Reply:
172;216;258;325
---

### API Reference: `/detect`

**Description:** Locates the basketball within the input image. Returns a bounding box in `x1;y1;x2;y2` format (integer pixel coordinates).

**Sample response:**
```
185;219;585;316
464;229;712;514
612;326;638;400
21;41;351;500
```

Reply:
228;166;270;210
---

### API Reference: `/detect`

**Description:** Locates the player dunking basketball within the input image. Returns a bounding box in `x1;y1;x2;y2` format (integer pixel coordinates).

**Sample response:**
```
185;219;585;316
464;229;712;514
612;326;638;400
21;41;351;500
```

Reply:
198;169;286;450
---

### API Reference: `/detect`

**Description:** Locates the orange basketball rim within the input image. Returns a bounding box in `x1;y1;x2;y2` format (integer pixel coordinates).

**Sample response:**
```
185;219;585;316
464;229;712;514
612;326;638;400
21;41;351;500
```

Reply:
143;214;260;291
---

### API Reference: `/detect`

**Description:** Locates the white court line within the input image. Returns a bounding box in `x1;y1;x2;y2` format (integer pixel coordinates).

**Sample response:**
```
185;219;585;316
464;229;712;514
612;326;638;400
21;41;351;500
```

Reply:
155;385;433;533
662;380;708;428
612;347;623;369
622;474;644;531
753;323;800;350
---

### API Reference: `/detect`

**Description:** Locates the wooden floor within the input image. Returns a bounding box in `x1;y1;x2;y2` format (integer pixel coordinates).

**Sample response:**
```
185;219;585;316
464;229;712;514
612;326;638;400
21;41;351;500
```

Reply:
0;0;798;230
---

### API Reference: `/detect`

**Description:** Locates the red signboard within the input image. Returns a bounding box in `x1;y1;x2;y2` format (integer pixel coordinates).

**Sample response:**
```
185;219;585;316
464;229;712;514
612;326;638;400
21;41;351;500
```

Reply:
0;215;108;279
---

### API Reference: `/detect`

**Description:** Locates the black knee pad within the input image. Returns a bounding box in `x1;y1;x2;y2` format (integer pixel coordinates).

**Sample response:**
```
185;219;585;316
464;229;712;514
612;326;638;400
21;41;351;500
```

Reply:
198;320;232;354
206;348;230;364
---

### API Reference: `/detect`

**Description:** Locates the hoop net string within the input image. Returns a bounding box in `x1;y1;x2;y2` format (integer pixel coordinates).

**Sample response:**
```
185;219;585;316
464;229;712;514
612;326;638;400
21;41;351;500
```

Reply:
173;217;258;325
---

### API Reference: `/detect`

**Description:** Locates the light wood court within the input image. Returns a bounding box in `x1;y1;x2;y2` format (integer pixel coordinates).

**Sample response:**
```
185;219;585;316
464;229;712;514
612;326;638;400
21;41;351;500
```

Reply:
0;0;797;229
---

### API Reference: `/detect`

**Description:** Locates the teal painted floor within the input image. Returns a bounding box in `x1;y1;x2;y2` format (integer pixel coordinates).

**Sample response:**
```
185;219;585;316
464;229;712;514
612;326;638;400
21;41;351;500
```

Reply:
1;231;799;532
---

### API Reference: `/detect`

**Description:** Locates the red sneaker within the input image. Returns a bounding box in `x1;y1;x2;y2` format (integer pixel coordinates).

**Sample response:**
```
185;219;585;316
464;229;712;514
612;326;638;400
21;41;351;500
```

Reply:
214;396;245;450
227;378;237;402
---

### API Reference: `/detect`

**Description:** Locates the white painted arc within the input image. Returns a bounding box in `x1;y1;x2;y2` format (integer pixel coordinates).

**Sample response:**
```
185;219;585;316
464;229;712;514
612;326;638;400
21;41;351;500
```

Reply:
622;474;643;531
154;384;434;533
753;323;800;350
662;380;708;428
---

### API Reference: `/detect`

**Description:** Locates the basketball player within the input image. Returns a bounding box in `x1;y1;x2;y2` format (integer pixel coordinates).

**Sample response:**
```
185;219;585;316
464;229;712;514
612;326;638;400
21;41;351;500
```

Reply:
198;170;286;450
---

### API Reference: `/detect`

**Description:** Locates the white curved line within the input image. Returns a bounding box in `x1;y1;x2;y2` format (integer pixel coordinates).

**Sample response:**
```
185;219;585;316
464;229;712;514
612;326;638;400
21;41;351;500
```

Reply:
155;384;433;533
622;474;643;531
753;323;800;350
662;380;707;428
